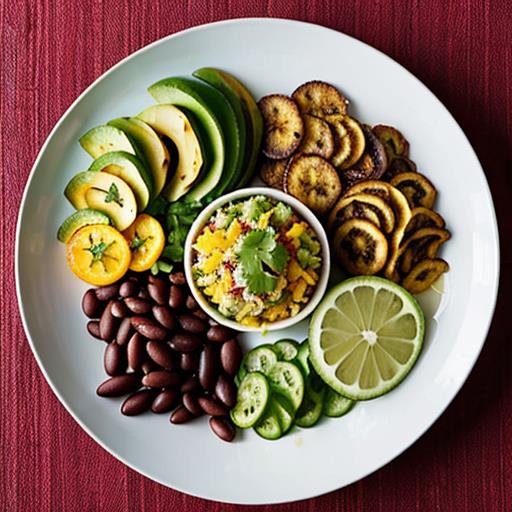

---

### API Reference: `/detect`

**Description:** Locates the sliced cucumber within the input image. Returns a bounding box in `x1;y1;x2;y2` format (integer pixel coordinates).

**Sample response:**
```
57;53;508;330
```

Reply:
295;340;310;377
323;388;355;418
272;394;295;434
254;401;282;440
295;383;325;428
273;339;299;361
239;345;278;379
267;361;304;411
230;372;269;429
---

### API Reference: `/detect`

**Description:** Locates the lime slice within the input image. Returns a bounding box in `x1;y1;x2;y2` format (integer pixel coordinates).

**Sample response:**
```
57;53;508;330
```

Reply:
309;276;424;400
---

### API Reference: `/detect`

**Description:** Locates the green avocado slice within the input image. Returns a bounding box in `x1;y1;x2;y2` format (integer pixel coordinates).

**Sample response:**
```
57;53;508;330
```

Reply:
57;208;111;243
79;125;143;161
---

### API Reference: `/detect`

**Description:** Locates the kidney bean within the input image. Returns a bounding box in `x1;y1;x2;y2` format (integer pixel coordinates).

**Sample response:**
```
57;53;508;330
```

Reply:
141;359;159;375
220;339;242;376
170;333;202;352
124;297;152;315
111;299;128;318
142;370;180;388
82;289;102;318
104;341;126;376
177;315;207;334
152;305;175;330
170;405;196;424
192;308;209;321
138;288;150;300
148;279;168;306
198;396;228;416
116;317;133;346
206;325;234;343
127;332;146;371
119;280;138;298
168;285;185;309
182;392;203;416
99;302;119;341
208;318;219;327
215;374;237;407
95;283;119;301
209;417;236;442
151;389;179;413
198;345;218;391
121;390;156;416
169;271;186;285
146;341;176;369
185;295;198;310
180;352;199;373
131;317;168;340
96;374;140;397
180;376;200;394
87;320;102;340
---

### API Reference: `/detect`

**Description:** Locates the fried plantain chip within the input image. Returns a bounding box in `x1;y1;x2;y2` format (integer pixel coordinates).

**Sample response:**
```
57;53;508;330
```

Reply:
390;172;437;209
333;219;388;275
404;207;446;238
297;114;335;159
258;94;304;159
373;125;410;160
327;115;366;170
292;80;348;118
328;193;395;234
382;156;418;181
259;157;289;190
401;258;449;294
284;154;342;215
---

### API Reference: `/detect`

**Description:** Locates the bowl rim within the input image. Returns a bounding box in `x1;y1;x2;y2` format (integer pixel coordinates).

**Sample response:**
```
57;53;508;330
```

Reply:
184;187;331;332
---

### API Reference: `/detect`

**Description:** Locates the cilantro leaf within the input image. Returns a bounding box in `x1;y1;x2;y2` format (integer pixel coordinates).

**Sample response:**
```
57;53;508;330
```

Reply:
104;183;123;207
237;229;290;295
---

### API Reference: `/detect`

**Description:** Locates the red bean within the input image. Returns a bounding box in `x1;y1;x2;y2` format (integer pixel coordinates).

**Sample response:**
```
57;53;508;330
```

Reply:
121;390;156;416
104;341;126;376
170;405;197;424
168;285;185;309
127;332;146;371
182;392;203;416
87;320;102;340
209;417;236;442
111;299;128;318
198;345;218;391
131;317;168;340
95;283;119;301
215;374;237;407
82;289;102;318
119;280;138;298
180;352;199;372
185;295;198;310
96;374;140;397
142;370;180;388
206;325;234;343
170;333;202;352
220;339;242;376
146;341;176;369
148;279;168;305
198;396;228;416
180;376;200;394
152;305;175;330
152;389;179;413
116;317;133;346
99;301;119;341
177;315;207;334
169;271;186;285
124;297;152;315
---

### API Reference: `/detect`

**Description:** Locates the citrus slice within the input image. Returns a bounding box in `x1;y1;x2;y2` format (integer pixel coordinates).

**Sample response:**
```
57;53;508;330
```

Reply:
66;225;131;286
309;276;424;400
122;214;165;272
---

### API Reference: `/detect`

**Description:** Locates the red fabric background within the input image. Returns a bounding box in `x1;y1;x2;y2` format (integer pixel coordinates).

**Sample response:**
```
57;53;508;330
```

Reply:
1;1;511;510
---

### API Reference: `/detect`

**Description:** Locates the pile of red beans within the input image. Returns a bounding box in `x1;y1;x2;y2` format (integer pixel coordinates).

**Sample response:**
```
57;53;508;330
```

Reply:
83;270;242;442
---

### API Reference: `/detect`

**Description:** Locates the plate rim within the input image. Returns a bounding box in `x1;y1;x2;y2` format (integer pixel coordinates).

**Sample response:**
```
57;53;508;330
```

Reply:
15;17;500;504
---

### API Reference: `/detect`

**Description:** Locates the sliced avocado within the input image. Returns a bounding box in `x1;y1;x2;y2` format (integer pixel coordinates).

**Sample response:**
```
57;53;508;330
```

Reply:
107;117;170;197
148;77;239;200
214;70;263;187
57;208;111;243
79;125;139;159
64;171;137;231
88;151;153;211
193;68;247;191
138;105;203;202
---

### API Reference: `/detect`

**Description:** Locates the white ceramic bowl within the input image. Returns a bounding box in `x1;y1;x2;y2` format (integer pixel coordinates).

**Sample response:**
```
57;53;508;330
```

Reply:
184;187;331;332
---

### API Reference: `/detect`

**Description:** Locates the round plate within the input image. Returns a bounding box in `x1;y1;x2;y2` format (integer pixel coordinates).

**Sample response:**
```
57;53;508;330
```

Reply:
15;18;499;504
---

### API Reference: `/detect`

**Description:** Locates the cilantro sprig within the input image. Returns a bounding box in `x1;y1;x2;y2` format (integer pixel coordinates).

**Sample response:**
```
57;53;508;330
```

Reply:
237;228;289;295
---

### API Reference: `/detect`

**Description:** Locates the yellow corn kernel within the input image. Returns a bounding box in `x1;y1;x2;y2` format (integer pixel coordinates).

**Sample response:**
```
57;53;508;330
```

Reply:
194;228;228;254
292;278;308;302
241;316;261;327
301;270;316;286
213;284;224;304
257;209;274;229
200;251;224;273
225;219;242;246
286;222;305;239
203;284;216;297
221;269;233;292
287;259;303;282
307;268;319;281
236;303;254;322
289;303;301;317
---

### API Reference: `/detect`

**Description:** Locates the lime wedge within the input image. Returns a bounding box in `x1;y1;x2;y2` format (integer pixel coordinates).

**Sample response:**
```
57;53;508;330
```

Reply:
309;276;424;400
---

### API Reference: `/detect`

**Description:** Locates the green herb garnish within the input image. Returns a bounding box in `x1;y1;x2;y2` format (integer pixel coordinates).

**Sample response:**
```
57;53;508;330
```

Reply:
104;183;123;207
237;228;290;294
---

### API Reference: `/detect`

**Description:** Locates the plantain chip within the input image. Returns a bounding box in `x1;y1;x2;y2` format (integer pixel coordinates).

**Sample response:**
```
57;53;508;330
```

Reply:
404;207;446;238
328;193;395;234
327;115;366;169
390;172;437;209
401;258;449;294
259;157;289;190
372;125;410;160
292;80;348;118
297;114;335;159
382;156;418;181
333;219;388;275
258;94;304;159
284;154;342;215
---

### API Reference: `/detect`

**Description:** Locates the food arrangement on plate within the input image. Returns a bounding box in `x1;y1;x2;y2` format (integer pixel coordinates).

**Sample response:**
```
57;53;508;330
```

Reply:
57;68;450;442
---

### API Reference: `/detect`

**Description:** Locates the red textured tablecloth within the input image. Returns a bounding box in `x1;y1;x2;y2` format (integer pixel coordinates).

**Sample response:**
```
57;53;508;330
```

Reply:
2;1;511;510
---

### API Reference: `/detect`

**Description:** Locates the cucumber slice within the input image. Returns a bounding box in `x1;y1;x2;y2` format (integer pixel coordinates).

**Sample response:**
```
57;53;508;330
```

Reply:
230;372;269;429
254;401;282;440
323;388;356;418
272;394;295;434
267;361;304;411
273;339;299;361
239;345;278;380
295;383;325;428
296;340;310;376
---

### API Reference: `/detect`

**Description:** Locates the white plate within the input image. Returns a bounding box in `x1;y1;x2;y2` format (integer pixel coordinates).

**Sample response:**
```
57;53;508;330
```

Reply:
16;18;499;504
